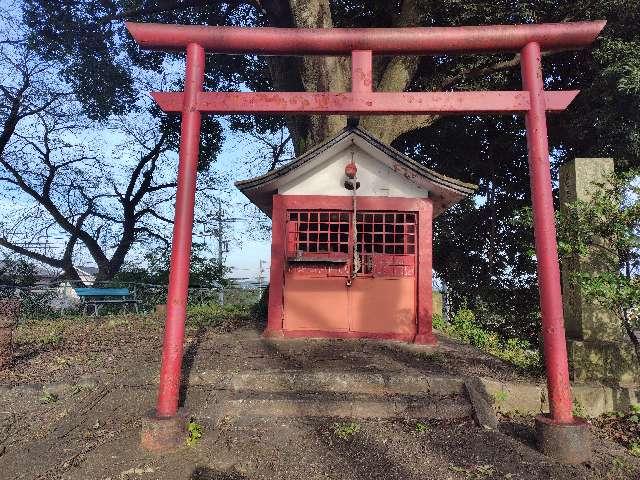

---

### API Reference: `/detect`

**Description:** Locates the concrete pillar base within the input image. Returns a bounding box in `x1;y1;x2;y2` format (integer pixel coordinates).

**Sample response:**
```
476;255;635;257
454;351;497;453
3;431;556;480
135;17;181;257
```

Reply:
535;414;591;464
413;333;438;346
140;409;187;452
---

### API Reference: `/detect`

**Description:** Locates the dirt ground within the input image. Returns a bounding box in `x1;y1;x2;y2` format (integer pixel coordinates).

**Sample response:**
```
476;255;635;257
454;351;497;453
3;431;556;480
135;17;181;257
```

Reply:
0;315;639;480
0;314;540;387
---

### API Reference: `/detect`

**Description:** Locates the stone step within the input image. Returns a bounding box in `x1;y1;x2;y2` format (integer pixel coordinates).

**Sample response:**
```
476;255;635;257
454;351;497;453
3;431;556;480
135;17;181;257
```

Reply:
219;392;473;420
189;370;466;397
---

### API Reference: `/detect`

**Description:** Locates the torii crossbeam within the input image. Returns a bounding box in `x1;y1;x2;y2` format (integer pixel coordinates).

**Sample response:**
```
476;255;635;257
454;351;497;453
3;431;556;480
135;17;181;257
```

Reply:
127;20;606;462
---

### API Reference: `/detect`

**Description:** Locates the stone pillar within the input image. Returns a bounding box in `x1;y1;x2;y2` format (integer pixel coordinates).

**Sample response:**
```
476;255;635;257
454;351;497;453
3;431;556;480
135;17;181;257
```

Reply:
559;158;639;386
0;299;20;369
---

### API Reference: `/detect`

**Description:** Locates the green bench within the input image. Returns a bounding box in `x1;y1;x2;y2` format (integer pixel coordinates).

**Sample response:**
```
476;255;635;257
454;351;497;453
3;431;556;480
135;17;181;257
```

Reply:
74;287;139;316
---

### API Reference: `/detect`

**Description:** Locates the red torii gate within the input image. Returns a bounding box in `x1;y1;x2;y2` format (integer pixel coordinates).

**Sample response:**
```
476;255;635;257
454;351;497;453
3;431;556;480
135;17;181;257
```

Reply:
127;20;606;461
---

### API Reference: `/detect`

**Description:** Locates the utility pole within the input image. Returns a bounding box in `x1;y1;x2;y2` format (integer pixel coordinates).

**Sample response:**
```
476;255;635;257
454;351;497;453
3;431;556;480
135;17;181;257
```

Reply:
258;259;265;290
211;198;230;275
215;199;224;273
204;199;261;277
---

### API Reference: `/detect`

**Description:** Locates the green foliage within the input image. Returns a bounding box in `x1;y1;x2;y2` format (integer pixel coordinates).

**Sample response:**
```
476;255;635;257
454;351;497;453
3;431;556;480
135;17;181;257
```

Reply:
250;285;269;324
573;400;587;418
557;170;639;263
39;392;58;404
433;309;542;374
611;456;633;474
115;243;231;288
493;390;509;404
186;420;203;447
40;329;64;347
18;320;67;347
104;316;131;329
332;421;360;440
186;302;251;328
597;404;640;455
414;422;429;434
595;38;640;96
0;256;37;287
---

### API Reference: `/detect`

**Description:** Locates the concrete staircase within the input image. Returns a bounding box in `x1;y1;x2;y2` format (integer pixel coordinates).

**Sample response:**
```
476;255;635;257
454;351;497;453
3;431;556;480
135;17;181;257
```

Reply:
212;371;474;421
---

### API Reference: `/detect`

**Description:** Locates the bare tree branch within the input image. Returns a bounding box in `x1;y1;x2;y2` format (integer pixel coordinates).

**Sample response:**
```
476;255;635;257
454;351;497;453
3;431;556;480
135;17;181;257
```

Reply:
0;236;65;269
98;0;259;23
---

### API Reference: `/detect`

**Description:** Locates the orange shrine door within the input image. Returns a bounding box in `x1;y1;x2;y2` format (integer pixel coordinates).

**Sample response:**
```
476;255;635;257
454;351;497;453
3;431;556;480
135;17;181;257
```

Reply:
283;209;417;337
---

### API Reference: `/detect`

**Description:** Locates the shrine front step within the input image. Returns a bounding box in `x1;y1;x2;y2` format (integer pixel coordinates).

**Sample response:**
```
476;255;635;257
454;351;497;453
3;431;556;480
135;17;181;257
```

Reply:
218;392;473;420
188;370;467;397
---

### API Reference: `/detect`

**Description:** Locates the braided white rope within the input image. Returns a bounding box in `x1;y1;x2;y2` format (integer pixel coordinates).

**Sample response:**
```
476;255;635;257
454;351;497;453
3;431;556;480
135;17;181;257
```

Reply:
350;150;360;280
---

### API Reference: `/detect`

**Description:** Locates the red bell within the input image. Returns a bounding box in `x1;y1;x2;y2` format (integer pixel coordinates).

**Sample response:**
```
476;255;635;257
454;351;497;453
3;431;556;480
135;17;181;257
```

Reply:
345;161;357;179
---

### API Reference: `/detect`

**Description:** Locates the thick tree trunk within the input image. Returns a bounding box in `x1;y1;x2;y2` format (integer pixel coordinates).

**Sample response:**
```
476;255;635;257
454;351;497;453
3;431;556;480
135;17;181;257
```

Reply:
261;0;435;153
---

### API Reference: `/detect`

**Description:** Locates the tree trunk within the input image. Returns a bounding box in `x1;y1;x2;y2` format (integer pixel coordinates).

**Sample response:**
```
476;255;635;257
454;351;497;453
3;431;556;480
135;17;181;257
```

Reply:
262;0;435;153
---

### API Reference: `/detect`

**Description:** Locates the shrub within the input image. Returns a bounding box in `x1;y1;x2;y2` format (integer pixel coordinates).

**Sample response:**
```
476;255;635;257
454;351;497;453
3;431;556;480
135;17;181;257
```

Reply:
250;285;269;325
434;308;542;375
186;302;251;328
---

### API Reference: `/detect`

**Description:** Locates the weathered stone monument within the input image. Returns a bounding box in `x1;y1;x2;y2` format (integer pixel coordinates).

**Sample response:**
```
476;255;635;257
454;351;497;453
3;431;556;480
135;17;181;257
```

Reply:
560;158;640;387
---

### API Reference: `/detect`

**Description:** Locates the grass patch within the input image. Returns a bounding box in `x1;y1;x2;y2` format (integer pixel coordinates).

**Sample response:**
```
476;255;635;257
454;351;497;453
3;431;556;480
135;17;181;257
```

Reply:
414;421;429;434
40;392;58;404
415;351;444;363
611;456;635;476
332;421;360;440
15;319;73;348
186;419;203;447
493;390;509;404
433;308;542;375
186;302;255;330
102;316;132;328
12;301;258;353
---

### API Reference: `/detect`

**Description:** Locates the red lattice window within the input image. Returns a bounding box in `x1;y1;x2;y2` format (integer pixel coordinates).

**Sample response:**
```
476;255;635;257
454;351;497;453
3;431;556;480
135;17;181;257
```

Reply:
286;210;417;277
287;210;350;257
355;212;415;255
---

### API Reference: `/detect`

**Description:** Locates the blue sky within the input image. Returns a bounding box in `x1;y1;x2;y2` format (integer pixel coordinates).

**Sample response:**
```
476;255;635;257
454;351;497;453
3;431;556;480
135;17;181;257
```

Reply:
0;1;274;281
210;132;272;280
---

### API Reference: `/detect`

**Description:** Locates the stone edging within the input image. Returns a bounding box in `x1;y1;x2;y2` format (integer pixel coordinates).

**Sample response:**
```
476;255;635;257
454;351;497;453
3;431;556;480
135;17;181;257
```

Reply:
478;377;640;417
0;373;637;418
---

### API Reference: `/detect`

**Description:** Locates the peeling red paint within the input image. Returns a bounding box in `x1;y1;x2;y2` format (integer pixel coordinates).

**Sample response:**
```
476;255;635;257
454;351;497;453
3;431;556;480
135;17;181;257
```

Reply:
522;42;573;424
126;21;605;55
150;91;579;115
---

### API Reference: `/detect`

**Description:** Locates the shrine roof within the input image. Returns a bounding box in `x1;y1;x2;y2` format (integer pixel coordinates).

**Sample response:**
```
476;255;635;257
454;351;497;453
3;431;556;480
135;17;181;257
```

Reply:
235;126;477;217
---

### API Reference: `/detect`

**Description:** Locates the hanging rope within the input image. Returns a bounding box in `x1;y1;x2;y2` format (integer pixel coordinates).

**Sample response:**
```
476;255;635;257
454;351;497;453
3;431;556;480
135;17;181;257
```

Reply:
345;149;360;286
